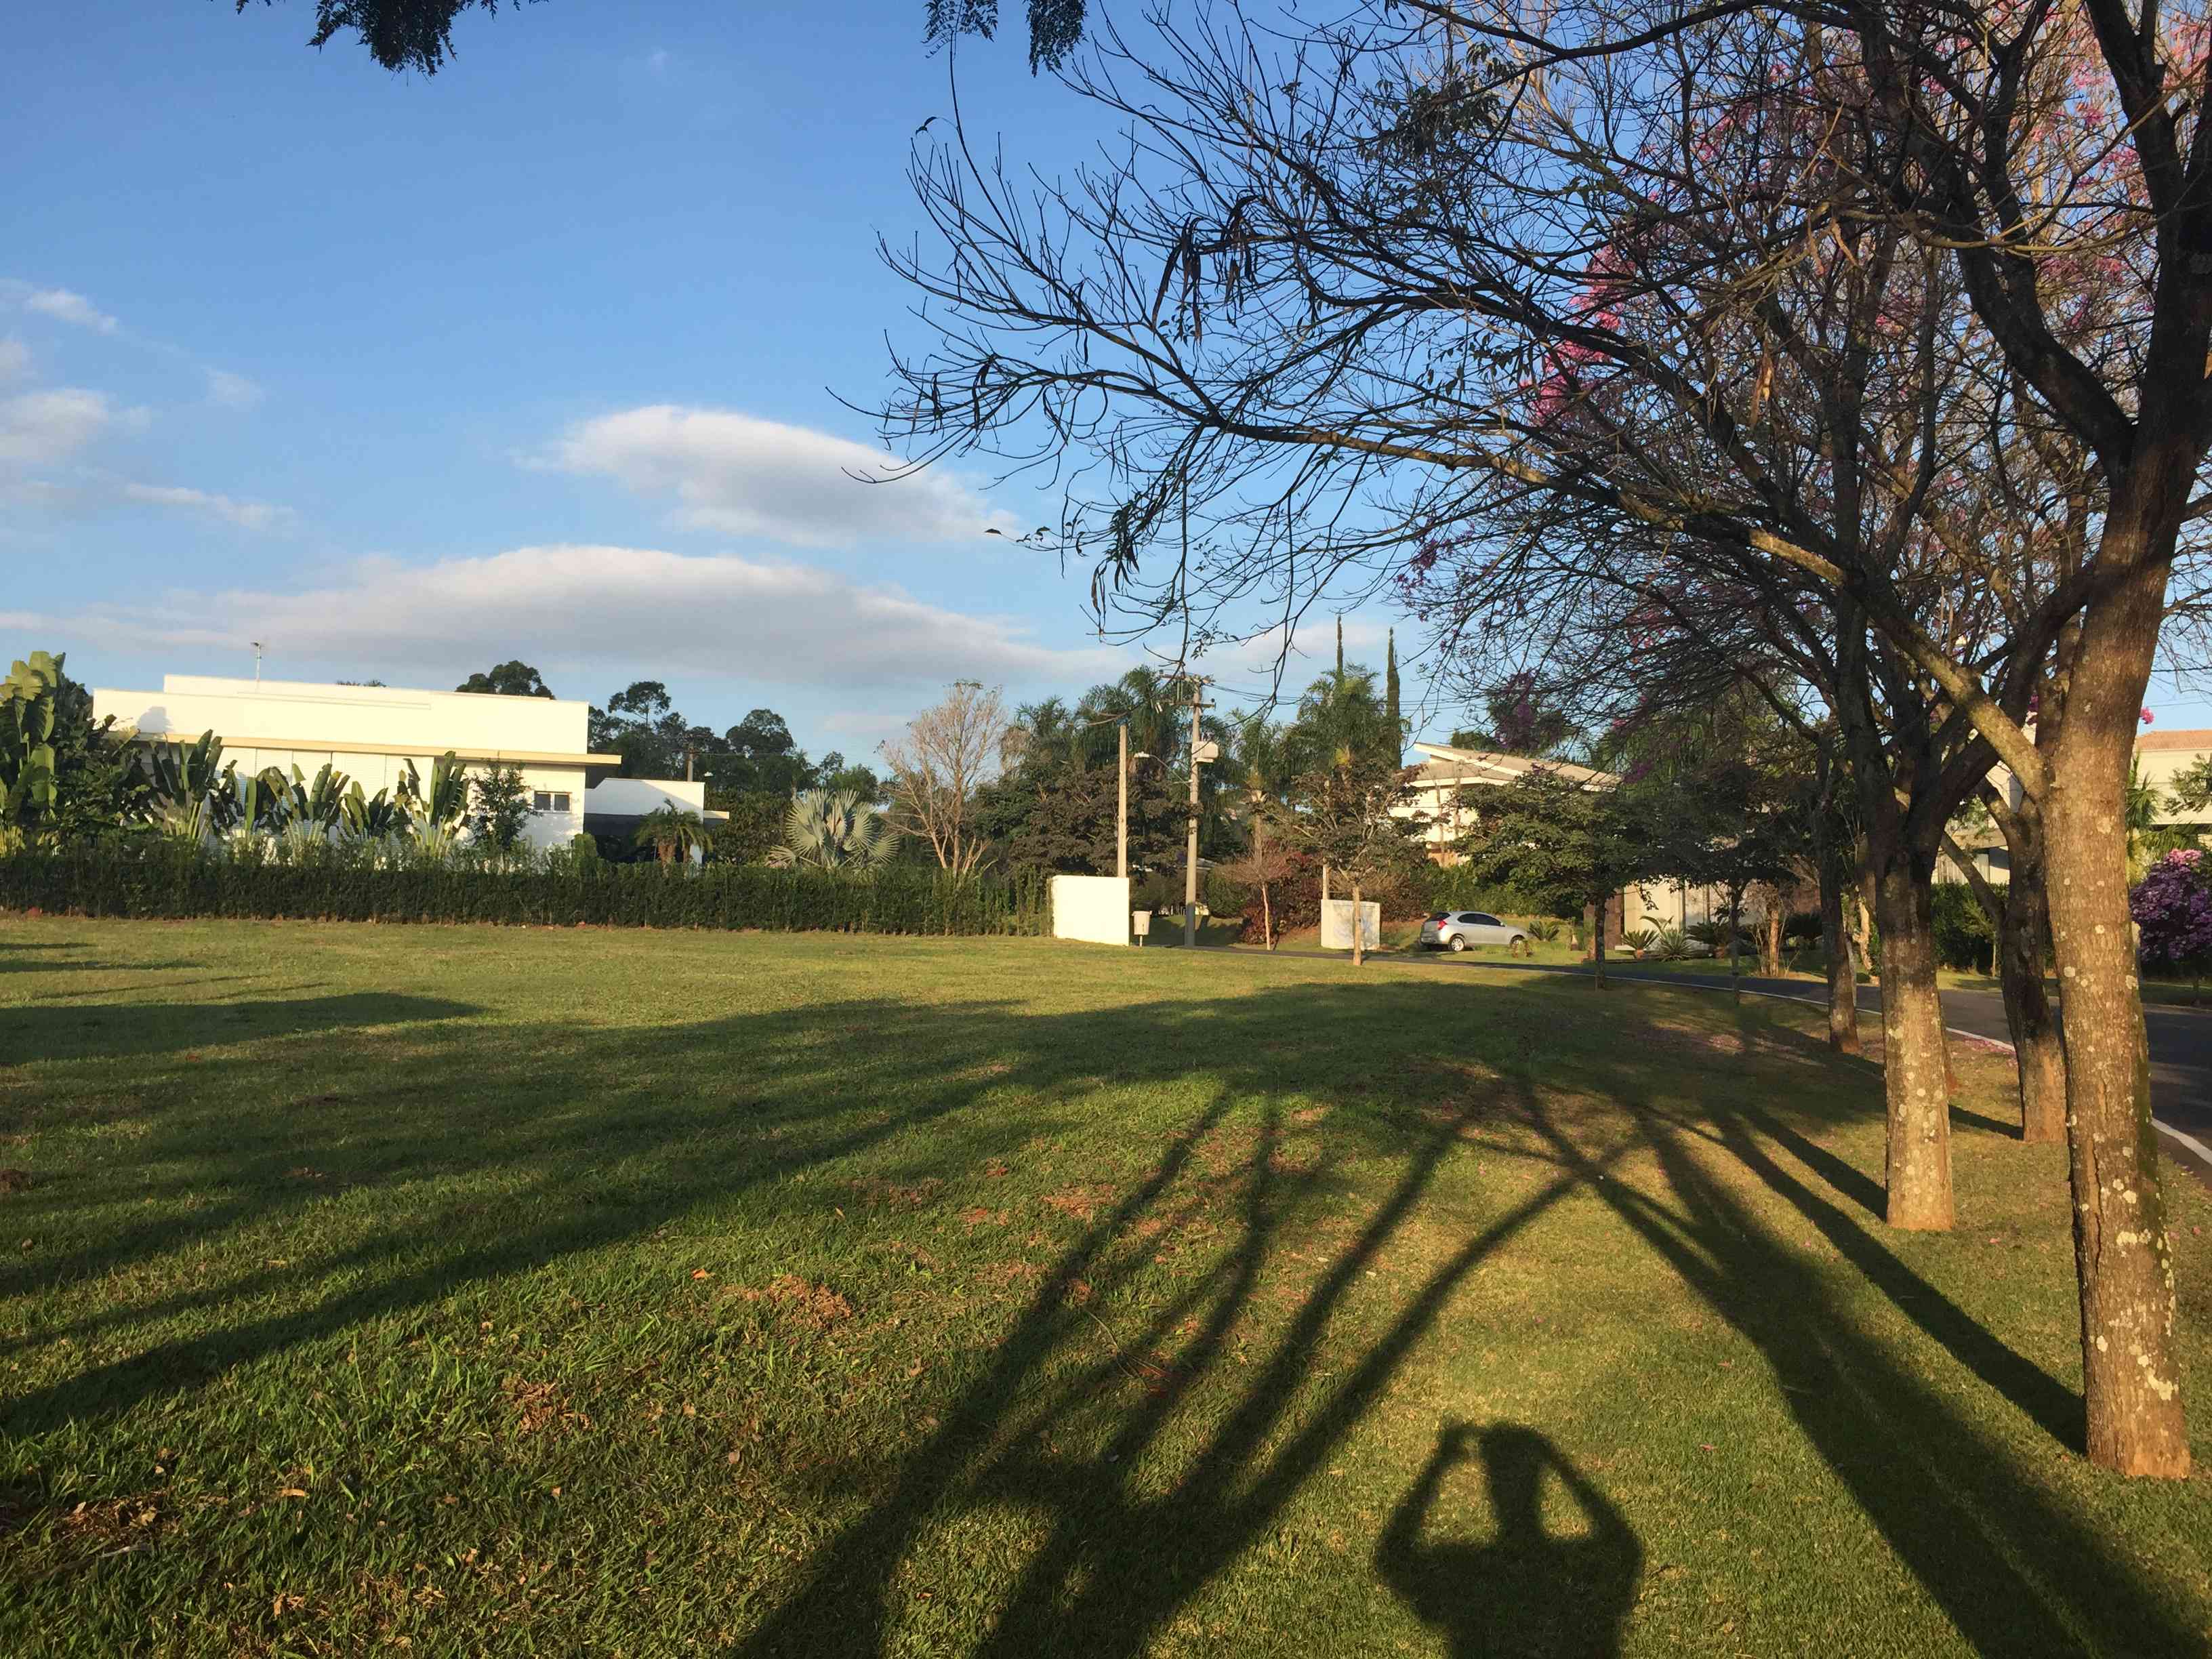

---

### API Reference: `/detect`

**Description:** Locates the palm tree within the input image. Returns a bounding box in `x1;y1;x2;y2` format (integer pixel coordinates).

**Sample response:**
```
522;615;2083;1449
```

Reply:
633;806;711;866
1075;667;1185;764
766;789;899;872
1285;666;1395;777
1006;696;1084;772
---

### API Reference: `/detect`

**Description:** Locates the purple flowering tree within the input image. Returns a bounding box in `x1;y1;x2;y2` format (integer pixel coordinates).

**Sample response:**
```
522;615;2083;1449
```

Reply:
2130;851;2212;979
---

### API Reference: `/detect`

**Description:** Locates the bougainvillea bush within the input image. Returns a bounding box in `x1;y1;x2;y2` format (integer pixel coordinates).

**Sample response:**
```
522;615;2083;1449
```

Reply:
2131;849;2212;975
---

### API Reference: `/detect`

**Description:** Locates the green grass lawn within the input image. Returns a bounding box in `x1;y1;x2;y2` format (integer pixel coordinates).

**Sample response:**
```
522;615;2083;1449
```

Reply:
1;918;2208;1656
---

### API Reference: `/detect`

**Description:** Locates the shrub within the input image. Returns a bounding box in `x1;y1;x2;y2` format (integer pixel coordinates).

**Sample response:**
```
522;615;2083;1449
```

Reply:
1648;925;1691;960
1783;909;1824;945
1525;916;1562;943
0;844;1048;937
1618;926;1656;954
2131;850;2212;977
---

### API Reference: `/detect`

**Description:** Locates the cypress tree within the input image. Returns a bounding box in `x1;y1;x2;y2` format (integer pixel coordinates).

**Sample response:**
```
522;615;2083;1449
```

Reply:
1385;628;1401;743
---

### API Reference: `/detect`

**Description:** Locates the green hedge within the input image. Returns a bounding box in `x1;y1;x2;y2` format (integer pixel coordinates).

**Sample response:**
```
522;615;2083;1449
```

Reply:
0;849;1049;937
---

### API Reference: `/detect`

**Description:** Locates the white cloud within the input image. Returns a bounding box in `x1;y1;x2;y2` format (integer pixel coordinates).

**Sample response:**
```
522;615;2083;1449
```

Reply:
21;544;1120;691
205;369;264;410
0;337;28;383
13;285;121;335
0;388;116;465
544;405;1017;547
119;482;292;532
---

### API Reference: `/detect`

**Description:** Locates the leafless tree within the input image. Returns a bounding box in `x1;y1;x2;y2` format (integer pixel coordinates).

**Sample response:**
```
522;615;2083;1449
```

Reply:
1217;819;1294;949
882;680;1010;878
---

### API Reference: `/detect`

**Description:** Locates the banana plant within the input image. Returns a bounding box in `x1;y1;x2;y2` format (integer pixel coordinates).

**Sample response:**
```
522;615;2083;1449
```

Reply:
234;769;297;838
271;762;351;835
139;731;241;844
396;752;469;857
1;653;61;850
337;779;410;842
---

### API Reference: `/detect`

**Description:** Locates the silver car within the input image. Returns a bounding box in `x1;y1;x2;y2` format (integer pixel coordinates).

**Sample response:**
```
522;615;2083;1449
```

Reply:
1420;910;1530;954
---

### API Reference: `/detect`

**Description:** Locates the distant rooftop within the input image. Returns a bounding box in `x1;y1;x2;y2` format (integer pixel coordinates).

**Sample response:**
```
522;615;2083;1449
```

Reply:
1408;741;1620;790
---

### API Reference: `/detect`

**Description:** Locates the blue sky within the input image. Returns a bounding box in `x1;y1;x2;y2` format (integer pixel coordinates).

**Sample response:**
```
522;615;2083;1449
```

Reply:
0;0;1413;764
5;0;2207;758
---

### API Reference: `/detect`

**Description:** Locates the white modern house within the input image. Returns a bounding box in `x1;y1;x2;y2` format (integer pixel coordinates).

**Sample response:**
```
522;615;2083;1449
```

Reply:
1395;742;1620;860
91;674;709;851
1396;740;1720;929
2136;728;2212;830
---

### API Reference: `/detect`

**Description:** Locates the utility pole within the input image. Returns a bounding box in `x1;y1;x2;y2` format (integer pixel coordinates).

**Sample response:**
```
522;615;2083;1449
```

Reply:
1184;678;1206;948
1118;718;1128;880
251;640;264;685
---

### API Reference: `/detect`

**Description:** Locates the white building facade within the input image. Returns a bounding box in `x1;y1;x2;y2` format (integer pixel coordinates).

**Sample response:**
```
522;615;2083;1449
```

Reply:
90;674;689;851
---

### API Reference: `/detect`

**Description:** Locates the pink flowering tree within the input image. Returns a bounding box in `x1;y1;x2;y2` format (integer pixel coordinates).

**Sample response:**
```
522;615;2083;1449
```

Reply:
2131;850;2212;977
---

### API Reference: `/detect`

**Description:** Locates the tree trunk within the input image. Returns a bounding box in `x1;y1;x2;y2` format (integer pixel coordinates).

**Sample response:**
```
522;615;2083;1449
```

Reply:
1727;888;1742;1002
1973;796;2066;1145
1870;853;1954;1231
1589;889;1606;989
1350;880;1364;967
1261;880;1275;950
1759;889;1784;979
2039;500;2190;1477
1820;870;1860;1054
1814;792;1861;1054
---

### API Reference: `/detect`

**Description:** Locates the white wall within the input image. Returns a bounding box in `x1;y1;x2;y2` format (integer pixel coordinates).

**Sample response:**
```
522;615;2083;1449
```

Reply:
586;777;708;816
95;674;596;758
1052;874;1132;946
91;675;608;851
1319;899;1380;949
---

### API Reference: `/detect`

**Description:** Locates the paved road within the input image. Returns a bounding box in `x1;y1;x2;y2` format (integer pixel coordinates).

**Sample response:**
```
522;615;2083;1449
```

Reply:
1253;947;2212;1188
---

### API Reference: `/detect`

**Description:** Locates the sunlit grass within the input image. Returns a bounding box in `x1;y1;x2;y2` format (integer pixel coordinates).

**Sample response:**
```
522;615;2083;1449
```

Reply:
0;916;2206;1656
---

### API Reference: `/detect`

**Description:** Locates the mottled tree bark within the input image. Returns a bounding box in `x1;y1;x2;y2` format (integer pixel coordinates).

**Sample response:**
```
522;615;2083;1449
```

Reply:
1758;888;1785;979
1588;891;1606;988
1820;870;1860;1053
1870;848;1955;1231
2041;499;2190;1478
1811;760;1860;1054
1969;796;2066;1145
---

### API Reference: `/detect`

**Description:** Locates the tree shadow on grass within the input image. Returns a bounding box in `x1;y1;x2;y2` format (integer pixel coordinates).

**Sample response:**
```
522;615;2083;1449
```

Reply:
0;991;474;1067
0;964;2194;1654
1511;1092;2199;1656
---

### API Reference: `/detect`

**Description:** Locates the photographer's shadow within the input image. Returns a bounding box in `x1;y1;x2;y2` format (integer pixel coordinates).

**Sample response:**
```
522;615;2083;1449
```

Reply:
1376;1422;1643;1657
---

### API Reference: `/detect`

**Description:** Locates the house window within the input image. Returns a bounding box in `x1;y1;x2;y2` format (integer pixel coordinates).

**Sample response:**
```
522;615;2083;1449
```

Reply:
532;791;572;814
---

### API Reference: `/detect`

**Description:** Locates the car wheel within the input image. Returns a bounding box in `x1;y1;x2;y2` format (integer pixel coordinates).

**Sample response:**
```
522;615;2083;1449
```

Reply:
1509;935;1529;956
1448;935;1468;953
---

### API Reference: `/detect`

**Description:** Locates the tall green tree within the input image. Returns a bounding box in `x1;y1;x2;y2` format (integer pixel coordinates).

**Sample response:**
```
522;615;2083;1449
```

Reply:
999;755;1182;876
1385;630;1401;750
455;661;555;699
468;763;533;851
